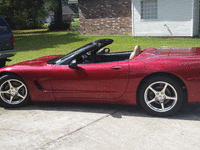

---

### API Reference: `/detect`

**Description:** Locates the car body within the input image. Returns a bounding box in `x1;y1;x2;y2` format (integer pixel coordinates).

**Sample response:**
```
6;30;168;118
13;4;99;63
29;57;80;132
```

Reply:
0;15;16;67
0;39;199;116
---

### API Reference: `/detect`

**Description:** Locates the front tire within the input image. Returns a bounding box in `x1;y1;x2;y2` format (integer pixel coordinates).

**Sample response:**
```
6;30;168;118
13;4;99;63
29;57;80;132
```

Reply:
0;74;30;108
139;76;184;117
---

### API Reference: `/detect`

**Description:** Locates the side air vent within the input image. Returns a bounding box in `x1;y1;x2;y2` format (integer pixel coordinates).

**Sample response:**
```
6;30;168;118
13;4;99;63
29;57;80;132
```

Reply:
34;80;42;90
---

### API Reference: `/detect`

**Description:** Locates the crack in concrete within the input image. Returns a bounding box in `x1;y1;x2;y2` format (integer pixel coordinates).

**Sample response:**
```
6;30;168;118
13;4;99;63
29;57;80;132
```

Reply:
34;107;124;150
0;128;26;133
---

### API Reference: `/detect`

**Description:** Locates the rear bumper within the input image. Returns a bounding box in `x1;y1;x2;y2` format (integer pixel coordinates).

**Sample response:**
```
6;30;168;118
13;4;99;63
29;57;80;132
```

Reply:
0;49;17;59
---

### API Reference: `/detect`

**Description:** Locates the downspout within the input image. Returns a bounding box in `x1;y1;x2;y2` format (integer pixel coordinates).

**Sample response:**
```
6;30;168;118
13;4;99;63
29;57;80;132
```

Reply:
131;0;135;36
191;0;194;37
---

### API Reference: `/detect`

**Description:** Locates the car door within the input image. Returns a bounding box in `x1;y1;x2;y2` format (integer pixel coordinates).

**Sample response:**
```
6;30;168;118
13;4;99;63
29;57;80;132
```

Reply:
50;60;129;100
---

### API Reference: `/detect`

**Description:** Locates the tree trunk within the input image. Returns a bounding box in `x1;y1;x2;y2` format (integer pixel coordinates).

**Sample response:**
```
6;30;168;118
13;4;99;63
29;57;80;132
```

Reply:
54;0;62;24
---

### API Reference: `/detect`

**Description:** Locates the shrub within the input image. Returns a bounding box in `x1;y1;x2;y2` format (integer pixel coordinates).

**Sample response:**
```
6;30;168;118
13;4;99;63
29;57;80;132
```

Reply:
48;20;71;31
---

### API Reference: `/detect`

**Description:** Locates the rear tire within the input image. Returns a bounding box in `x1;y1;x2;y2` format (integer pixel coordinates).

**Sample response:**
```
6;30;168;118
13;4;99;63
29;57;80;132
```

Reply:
138;76;184;117
0;74;30;108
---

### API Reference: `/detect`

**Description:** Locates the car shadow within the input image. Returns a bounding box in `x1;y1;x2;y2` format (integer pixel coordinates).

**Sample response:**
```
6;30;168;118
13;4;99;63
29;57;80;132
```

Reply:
2;102;200;121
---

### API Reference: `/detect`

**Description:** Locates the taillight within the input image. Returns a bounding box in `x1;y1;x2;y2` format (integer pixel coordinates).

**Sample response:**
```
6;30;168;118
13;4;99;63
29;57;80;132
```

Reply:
11;35;15;46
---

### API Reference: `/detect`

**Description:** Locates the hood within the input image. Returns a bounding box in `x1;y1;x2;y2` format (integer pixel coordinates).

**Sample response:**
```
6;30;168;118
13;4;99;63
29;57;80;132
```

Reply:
12;55;64;66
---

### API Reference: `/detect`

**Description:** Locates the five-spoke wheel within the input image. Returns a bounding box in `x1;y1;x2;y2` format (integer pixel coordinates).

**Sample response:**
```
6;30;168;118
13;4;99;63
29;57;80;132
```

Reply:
0;74;30;107
139;76;184;116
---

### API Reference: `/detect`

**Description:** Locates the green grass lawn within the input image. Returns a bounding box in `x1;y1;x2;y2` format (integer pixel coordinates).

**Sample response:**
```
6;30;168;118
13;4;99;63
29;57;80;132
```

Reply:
7;28;200;66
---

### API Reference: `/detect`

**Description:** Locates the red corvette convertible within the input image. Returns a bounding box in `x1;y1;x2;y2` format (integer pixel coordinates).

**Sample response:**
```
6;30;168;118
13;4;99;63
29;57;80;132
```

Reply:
0;39;200;116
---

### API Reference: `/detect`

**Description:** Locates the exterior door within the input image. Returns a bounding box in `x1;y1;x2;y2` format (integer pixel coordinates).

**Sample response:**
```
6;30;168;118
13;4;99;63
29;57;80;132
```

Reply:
50;61;129;100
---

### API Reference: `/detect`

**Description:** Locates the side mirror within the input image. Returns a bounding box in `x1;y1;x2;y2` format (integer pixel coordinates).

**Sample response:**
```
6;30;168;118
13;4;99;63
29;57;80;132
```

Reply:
69;59;77;69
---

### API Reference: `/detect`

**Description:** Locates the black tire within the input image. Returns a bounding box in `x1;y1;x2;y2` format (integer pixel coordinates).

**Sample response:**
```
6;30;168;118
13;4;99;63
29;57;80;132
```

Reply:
0;74;30;108
138;76;184;117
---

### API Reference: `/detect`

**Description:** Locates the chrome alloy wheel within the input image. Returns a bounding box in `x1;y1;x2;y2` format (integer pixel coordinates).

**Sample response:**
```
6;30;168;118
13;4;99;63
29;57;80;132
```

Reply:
0;79;28;105
144;81;178;112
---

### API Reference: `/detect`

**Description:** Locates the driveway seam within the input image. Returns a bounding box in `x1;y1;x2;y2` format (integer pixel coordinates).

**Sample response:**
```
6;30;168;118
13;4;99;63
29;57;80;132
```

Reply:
34;107;124;150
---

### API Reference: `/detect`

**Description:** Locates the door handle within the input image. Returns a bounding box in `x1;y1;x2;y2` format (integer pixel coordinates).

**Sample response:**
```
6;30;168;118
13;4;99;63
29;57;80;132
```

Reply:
111;66;123;70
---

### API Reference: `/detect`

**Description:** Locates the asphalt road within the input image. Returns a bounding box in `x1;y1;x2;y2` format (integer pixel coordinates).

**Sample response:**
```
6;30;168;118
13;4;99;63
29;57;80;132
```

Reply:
1;102;200;150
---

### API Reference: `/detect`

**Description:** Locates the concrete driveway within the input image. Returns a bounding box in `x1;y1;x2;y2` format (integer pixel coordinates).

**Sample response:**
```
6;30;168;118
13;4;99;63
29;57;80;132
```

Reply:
1;102;200;150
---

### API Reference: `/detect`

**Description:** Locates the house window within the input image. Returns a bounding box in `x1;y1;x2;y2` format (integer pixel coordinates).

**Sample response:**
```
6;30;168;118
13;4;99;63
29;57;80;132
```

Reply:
141;0;158;19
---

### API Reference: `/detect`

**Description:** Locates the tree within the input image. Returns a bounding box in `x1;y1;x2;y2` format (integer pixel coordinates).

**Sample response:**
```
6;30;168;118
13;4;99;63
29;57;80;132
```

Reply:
0;0;47;29
54;0;63;24
45;0;66;23
45;0;71;30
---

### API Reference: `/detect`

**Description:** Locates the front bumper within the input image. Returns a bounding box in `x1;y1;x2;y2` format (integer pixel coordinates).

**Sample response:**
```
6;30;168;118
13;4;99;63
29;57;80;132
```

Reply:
0;49;17;59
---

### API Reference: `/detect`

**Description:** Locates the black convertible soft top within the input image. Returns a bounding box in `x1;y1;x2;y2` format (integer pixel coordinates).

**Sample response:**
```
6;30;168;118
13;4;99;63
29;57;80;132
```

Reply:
50;39;114;65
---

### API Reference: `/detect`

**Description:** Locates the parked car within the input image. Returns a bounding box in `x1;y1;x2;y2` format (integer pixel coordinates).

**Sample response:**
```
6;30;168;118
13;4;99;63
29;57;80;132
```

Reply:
0;15;16;67
0;39;199;117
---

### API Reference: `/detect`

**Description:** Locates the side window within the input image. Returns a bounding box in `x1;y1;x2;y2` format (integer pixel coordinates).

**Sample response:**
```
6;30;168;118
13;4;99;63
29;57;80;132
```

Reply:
0;17;10;34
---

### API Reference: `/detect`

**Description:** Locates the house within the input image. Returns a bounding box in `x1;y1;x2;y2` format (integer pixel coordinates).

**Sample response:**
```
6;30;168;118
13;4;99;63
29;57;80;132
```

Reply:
46;5;75;23
78;0;199;37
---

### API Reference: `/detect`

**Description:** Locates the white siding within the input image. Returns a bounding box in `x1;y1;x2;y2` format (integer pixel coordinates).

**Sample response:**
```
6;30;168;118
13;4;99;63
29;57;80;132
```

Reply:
133;0;194;37
193;0;199;36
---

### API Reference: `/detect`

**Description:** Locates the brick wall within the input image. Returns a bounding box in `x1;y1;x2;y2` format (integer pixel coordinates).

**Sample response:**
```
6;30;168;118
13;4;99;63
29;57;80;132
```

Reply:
78;0;132;35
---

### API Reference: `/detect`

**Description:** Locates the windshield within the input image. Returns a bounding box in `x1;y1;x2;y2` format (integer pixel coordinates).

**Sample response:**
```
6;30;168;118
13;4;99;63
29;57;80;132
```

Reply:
55;42;95;64
47;39;113;65
0;16;11;34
